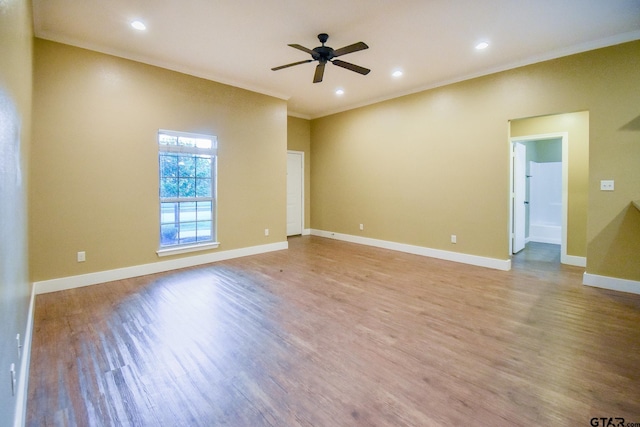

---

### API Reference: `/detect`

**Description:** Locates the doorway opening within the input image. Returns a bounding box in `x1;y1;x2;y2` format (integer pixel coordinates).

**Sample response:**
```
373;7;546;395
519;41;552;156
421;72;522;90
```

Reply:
287;151;304;236
509;111;589;269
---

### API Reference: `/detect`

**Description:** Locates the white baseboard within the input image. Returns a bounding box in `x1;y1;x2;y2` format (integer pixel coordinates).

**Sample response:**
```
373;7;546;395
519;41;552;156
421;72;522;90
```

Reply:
583;272;640;295
530;237;562;245
302;228;311;236
13;283;35;427
562;254;587;267
34;241;289;295
310;229;511;271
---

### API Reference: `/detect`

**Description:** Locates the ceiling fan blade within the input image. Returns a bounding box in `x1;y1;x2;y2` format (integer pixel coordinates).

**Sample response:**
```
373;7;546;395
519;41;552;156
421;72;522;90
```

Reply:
313;62;326;83
271;59;313;71
288;44;315;55
332;59;371;75
333;42;369;57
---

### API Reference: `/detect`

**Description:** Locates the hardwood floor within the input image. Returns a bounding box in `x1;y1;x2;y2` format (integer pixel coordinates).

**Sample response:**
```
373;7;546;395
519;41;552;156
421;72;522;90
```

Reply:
27;236;640;426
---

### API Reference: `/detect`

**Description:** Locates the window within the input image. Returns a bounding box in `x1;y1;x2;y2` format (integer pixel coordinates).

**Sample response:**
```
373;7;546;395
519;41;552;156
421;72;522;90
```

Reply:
157;130;217;254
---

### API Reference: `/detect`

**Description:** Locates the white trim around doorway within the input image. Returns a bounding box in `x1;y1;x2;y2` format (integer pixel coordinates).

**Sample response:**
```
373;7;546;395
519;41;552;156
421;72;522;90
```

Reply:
509;132;584;267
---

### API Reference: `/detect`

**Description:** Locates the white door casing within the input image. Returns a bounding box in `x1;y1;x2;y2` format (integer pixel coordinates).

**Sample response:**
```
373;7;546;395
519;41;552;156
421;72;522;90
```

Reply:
512;142;527;253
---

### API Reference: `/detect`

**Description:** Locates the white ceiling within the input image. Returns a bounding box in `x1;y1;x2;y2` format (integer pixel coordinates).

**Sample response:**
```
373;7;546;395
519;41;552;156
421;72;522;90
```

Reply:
32;0;640;119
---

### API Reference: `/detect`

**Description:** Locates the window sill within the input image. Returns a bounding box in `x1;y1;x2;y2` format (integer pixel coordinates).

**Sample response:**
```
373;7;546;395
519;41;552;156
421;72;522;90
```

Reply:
156;242;220;257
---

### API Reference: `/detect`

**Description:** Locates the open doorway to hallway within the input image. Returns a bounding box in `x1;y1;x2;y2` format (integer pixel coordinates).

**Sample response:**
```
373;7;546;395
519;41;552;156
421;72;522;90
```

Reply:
509;111;589;269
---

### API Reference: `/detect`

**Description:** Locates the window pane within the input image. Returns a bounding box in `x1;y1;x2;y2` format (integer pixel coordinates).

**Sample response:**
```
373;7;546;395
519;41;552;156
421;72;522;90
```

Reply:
195;138;212;149
195;156;211;178
161;224;179;245
160;178;178;198
178;178;196;197
196;178;211;197
177;136;197;148
159;134;178;146
179;202;196;222
178;155;195;177
178;221;196;244
196;201;212;221
196;221;212;241
161;203;178;224
159;154;178;177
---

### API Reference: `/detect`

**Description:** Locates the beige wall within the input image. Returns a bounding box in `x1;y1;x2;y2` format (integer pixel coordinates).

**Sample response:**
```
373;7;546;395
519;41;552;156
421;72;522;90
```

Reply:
31;39;287;282
511;111;589;257
287;116;311;229
311;41;640;280
0;0;32;422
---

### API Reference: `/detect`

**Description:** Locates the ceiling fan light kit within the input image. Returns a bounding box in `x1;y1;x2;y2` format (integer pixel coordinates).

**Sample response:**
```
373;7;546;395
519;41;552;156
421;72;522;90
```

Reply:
272;33;370;83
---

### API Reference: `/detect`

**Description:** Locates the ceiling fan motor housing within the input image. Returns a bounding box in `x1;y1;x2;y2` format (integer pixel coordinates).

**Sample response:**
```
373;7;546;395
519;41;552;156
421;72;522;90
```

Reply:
312;47;334;62
313;33;334;62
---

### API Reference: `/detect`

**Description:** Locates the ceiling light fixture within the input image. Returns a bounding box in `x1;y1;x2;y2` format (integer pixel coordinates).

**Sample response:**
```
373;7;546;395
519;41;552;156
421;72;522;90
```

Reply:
335;89;345;96
475;41;489;50
131;20;146;31
392;70;403;78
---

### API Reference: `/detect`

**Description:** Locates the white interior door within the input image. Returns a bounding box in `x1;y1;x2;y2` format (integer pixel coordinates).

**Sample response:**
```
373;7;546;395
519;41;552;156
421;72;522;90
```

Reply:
512;142;526;253
286;152;303;236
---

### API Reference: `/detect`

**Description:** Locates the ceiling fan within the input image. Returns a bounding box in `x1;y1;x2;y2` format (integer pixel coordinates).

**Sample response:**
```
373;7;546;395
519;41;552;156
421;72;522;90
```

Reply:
272;33;370;83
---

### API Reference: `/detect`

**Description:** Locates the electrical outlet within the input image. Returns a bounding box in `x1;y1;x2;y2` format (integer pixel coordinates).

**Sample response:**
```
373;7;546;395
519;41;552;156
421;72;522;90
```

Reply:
77;251;86;262
264;228;269;236
359;224;364;231
600;180;614;191
451;234;457;244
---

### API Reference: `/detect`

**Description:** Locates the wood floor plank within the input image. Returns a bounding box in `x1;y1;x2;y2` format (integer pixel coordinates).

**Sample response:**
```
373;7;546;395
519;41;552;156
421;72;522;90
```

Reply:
27;237;640;426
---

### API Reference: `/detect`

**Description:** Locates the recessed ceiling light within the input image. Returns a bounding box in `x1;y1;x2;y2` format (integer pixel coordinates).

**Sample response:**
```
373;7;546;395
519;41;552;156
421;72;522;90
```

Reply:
131;20;146;31
392;70;403;78
335;89;345;96
475;41;489;50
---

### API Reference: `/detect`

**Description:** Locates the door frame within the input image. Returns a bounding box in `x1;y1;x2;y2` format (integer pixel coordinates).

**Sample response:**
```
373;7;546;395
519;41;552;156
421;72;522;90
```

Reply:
509;132;569;263
286;150;305;236
512;141;527;254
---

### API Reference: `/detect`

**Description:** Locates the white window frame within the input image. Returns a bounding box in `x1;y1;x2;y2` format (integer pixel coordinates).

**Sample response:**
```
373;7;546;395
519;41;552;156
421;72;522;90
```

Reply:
156;129;219;257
